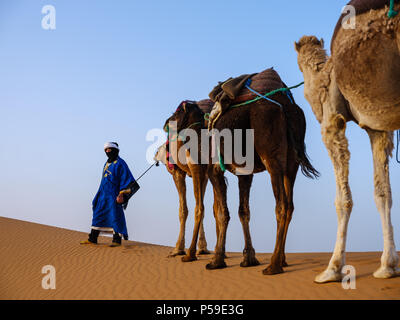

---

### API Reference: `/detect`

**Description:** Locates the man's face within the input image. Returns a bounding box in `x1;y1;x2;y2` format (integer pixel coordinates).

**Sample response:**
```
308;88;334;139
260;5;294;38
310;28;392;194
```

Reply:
105;147;119;162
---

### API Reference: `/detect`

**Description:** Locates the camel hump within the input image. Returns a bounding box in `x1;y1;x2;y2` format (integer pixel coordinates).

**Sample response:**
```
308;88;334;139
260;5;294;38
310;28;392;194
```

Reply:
230;68;285;105
331;0;400;50
196;99;214;114
250;67;284;90
347;0;397;12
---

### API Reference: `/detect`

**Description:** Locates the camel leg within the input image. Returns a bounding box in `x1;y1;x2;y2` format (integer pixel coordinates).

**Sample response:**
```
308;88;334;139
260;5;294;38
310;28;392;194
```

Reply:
206;165;229;269
280;165;298;268
197;221;210;254
238;174;260;267
366;129;400;279
263;172;288;275
197;179;211;255
181;165;208;262
315;114;353;283
168;169;188;257
210;185;227;258
212;187;221;244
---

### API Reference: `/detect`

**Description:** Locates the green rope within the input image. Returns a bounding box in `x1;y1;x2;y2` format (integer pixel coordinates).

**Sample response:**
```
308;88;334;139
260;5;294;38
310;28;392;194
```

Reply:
217;145;226;172
203;81;305;122
389;0;398;18
230;81;304;109
207;81;304;171
185;121;202;130
166;124;177;143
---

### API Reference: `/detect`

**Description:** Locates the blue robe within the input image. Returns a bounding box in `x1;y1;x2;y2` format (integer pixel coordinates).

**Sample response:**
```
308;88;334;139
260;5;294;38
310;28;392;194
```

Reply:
92;157;135;240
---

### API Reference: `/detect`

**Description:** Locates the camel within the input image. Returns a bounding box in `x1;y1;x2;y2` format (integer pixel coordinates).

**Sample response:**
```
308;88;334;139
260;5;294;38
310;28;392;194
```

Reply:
204;68;319;274
161;99;223;263
295;0;400;283
167;69;319;274
154;144;210;257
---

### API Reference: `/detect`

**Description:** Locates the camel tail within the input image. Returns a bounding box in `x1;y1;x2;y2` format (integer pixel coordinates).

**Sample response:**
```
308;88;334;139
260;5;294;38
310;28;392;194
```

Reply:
285;102;320;179
296;142;320;179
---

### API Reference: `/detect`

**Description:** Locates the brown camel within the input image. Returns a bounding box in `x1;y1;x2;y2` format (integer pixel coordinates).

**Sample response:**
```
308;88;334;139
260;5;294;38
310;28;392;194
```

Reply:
295;0;400;283
166;69;318;274
161;99;222;263
205;68;319;274
154;143;210;257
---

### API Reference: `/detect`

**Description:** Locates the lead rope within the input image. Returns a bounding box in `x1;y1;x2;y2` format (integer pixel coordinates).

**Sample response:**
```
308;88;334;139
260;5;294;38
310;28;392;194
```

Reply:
396;130;400;164
136;162;158;181
382;1;398;163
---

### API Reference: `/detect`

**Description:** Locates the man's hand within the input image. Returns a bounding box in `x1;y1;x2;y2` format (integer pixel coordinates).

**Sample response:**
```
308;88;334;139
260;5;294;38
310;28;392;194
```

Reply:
116;194;125;204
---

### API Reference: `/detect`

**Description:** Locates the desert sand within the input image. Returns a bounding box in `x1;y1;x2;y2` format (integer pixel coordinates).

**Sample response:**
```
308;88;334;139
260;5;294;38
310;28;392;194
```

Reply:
0;216;399;300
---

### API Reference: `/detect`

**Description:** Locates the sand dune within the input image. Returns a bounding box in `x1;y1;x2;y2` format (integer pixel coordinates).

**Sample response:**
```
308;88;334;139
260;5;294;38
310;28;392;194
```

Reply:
0;216;399;300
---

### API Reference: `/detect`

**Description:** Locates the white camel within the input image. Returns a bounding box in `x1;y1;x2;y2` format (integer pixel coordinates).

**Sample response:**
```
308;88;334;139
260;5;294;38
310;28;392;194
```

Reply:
295;3;400;283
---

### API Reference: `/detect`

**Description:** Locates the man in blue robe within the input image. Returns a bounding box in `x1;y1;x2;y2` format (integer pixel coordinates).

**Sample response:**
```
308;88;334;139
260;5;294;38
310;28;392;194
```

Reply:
81;142;139;247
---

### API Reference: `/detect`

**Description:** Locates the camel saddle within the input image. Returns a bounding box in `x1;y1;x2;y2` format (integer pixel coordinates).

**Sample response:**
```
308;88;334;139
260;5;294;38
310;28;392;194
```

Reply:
207;68;288;130
196;99;214;114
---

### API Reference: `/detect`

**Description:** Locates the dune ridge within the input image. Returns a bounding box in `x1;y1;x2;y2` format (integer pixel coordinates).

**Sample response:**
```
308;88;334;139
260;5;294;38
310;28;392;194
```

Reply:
0;216;399;300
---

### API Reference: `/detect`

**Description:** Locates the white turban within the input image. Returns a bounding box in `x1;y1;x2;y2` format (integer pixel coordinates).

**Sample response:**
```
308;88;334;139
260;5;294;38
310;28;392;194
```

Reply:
104;142;119;150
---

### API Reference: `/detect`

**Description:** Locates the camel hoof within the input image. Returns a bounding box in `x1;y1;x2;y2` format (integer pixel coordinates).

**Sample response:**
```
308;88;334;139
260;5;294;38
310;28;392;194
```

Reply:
373;266;400;279
314;269;342;283
167;250;186;258
240;256;260;268
197;249;211;255
206;260;227;270
262;264;284;275
181;255;197;263
281;261;289;267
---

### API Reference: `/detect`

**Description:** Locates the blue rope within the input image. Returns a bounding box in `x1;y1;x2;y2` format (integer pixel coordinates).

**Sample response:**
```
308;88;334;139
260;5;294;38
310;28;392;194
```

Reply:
244;78;296;107
244;84;283;108
285;90;294;104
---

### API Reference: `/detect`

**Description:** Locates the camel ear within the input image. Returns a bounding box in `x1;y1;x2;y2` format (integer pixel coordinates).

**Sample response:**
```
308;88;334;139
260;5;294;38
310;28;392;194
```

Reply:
319;38;325;48
295;41;301;52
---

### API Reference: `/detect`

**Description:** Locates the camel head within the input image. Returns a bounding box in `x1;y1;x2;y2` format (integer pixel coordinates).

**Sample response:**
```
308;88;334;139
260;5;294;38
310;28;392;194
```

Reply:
295;36;327;74
295;36;329;123
154;143;168;166
163;101;204;133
